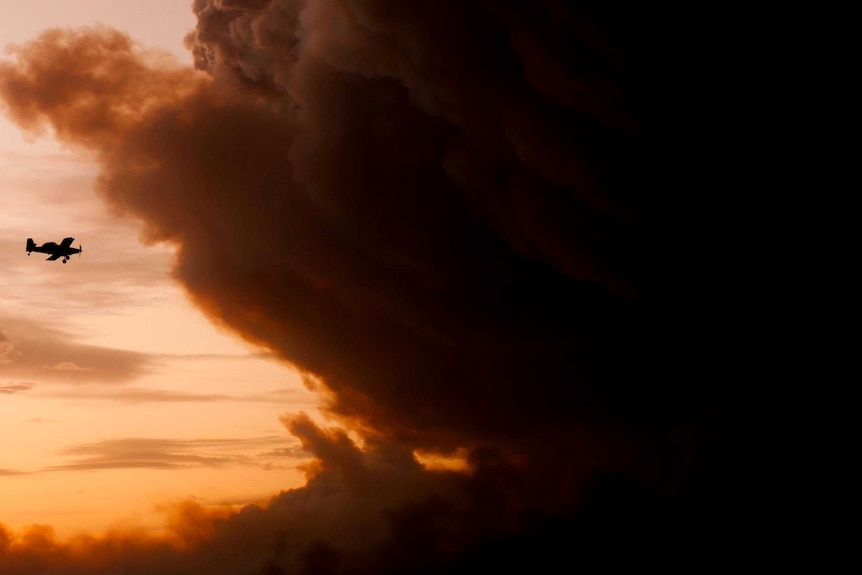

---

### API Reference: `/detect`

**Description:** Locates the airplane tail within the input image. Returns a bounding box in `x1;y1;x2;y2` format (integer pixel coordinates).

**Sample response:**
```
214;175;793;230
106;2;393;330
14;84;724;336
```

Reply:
26;238;35;252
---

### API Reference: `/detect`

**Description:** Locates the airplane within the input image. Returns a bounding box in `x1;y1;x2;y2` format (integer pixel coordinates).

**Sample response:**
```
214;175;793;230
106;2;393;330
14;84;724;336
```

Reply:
26;237;82;264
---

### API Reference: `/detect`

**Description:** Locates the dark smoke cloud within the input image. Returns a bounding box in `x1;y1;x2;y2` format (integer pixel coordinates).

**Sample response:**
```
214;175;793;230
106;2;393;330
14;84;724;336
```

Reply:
1;1;740;571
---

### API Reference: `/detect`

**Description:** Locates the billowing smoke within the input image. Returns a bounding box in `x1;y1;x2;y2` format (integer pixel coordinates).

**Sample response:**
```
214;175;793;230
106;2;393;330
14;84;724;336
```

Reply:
1;1;734;572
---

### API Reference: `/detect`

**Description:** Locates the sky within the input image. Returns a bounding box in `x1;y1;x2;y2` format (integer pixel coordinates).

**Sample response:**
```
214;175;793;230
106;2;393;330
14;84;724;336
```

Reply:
0;1;740;573
0;0;319;541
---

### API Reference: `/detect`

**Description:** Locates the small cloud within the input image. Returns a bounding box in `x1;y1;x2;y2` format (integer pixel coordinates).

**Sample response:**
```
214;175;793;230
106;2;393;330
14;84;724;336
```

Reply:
0;315;151;383
43;386;230;404
40;385;316;406
45;436;306;472
0;331;17;366
0;382;33;394
259;445;309;459
236;387;318;405
50;362;93;372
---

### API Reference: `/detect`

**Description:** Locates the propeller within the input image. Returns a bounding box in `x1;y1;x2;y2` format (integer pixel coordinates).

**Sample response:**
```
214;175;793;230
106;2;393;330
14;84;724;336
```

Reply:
79;244;82;258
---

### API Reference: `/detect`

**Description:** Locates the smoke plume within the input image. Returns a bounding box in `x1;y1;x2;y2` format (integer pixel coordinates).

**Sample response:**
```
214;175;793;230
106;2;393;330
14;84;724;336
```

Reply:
1;1;738;572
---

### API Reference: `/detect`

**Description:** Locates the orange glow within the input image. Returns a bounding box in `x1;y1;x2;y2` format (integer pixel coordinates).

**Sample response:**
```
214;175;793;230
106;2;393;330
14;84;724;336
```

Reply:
413;448;470;472
0;0;321;540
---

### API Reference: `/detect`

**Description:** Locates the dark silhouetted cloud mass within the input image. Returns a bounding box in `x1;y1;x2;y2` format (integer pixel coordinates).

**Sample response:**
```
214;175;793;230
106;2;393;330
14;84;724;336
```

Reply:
0;1;738;572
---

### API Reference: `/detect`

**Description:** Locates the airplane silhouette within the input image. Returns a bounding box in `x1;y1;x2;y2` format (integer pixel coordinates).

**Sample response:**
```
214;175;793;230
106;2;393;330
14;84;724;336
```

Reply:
26;237;82;264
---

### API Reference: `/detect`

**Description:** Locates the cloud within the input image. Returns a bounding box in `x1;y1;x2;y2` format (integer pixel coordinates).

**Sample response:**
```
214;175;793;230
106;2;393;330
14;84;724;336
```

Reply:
41;385;231;404
0;417;545;571
0;382;33;394
50;362;93;372
0;2;735;572
0;316;150;383
35;383;312;405
0;25;203;149
1;414;723;572
47;436;304;472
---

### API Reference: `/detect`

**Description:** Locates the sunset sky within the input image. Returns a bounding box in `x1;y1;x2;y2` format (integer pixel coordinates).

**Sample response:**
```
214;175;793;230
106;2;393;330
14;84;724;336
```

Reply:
0;1;734;573
1;0;317;540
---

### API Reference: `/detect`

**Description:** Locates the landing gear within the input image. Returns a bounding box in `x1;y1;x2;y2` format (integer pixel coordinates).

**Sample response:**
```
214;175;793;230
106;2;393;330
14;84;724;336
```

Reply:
62;258;68;264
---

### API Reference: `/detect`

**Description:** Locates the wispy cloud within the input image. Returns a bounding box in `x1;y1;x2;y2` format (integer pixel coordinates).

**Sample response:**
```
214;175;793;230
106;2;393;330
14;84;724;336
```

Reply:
43;386;230;404
27;416;53;423
47;436;307;472
50;361;93;372
0;382;33;394
37;383;311;405
0;315;150;383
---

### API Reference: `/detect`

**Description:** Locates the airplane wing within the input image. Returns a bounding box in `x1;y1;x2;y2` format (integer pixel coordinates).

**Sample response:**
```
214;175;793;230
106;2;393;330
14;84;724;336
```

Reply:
60;237;74;248
46;254;62;261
